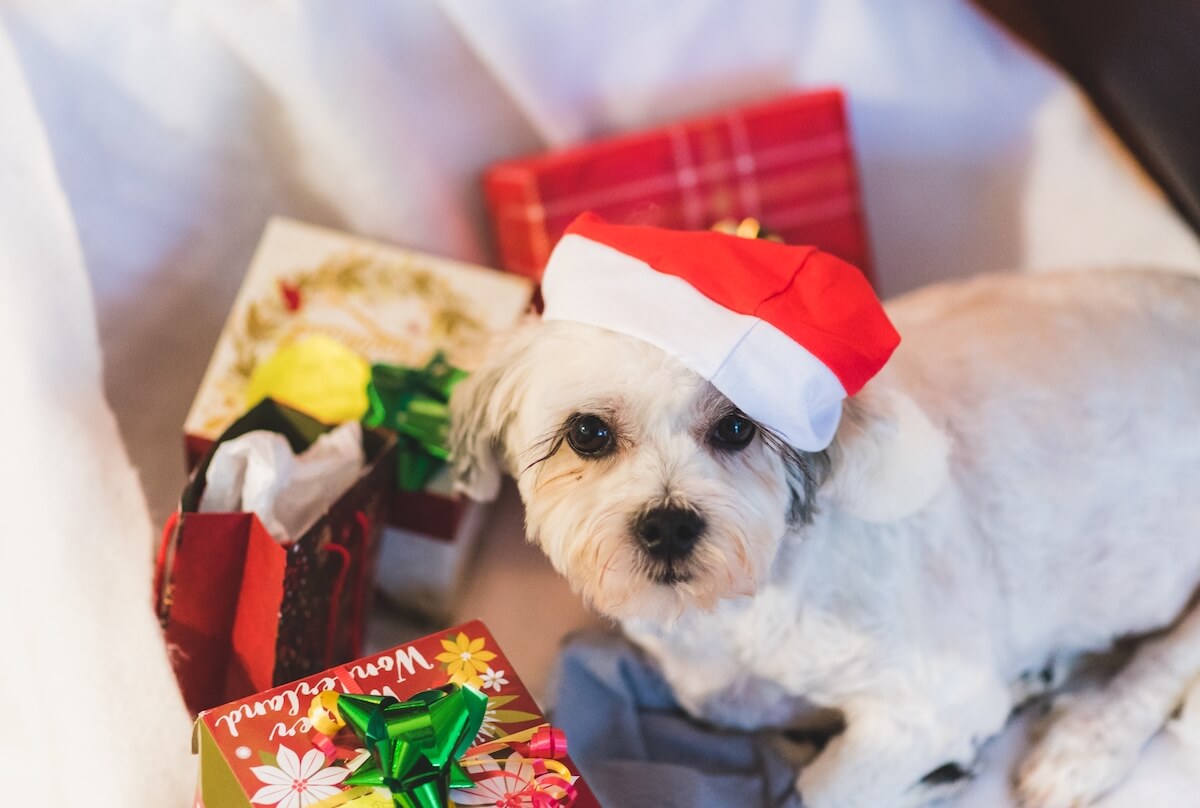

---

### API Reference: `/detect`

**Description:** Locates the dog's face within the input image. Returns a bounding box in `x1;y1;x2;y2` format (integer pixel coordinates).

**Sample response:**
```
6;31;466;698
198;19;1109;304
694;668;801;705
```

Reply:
449;319;828;622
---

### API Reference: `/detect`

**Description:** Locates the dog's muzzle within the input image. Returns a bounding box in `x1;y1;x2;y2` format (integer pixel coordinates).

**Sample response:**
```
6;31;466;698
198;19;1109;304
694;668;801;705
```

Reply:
634;506;706;578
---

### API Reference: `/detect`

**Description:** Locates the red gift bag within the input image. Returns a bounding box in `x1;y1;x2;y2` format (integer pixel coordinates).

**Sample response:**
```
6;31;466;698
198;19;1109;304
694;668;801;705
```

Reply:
484;88;872;284
155;400;396;714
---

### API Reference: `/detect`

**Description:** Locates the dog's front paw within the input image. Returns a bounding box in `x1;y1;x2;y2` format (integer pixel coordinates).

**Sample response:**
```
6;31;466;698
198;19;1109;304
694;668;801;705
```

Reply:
798;768;961;808
1015;699;1144;808
796;739;894;808
797;763;873;808
798;754;965;808
795;702;983;808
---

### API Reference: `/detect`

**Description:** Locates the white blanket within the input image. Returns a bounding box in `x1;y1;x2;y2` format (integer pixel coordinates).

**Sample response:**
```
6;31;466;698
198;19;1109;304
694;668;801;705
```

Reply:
0;16;193;804
1;1;1197;805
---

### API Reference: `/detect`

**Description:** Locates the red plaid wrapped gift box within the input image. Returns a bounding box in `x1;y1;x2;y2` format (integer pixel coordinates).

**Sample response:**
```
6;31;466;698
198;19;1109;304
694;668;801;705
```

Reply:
193;620;600;807
484;88;872;284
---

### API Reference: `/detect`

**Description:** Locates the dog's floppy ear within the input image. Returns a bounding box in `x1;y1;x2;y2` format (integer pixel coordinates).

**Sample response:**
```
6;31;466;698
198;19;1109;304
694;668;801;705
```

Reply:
448;318;538;502
824;385;950;523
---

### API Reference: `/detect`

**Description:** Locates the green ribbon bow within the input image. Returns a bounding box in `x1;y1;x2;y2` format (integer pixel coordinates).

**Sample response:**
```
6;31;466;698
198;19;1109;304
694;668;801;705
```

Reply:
333;684;488;808
363;353;468;491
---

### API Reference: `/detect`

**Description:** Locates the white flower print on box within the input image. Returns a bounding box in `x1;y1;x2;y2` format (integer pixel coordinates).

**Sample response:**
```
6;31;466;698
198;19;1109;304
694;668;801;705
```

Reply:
249;744;350;808
480;667;508;692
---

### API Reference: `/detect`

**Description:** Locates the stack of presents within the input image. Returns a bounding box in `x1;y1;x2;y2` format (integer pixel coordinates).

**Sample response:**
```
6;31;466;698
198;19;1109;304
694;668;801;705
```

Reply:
158;89;873;807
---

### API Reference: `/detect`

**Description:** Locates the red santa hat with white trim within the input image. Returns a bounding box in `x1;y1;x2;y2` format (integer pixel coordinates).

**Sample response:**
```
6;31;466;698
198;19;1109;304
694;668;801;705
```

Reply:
540;213;900;451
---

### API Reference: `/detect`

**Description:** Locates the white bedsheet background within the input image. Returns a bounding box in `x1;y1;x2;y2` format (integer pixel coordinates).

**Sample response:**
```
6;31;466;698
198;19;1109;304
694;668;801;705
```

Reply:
2;1;1199;805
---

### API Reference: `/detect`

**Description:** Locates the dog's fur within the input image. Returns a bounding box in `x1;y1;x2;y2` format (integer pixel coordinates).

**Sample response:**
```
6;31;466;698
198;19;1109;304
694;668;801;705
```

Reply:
450;268;1200;808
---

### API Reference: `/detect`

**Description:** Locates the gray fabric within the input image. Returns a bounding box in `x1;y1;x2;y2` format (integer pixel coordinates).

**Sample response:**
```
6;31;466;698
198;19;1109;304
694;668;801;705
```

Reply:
552;631;804;807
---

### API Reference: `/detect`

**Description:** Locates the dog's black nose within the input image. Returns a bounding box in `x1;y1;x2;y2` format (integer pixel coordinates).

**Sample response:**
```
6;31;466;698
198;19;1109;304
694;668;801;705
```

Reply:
635;506;706;560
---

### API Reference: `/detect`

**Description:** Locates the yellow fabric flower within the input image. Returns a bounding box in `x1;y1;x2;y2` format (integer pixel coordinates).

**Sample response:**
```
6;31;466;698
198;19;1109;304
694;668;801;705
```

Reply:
436;632;497;690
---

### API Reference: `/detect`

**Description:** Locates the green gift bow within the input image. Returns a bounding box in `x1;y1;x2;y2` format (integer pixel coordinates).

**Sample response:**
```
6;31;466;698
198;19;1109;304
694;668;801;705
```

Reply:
363;353;468;491
331;684;488;808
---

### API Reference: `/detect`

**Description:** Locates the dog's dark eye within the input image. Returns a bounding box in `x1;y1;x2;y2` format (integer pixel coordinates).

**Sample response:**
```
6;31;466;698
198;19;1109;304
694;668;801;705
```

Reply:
712;412;756;450
566;414;615;457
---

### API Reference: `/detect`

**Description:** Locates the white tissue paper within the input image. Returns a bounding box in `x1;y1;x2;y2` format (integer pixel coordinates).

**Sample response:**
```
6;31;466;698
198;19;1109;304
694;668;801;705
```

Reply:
199;421;366;542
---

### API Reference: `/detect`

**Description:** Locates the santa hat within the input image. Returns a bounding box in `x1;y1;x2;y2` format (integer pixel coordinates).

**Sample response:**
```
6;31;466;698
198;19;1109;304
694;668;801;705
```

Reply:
540;213;900;451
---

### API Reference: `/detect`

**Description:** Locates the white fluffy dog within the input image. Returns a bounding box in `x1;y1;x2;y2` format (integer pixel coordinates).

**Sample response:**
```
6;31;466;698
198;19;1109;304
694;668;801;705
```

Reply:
449;267;1200;808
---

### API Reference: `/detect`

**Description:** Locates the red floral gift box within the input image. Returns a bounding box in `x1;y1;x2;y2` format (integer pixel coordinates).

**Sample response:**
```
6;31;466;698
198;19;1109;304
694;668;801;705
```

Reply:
194;620;600;808
483;88;873;285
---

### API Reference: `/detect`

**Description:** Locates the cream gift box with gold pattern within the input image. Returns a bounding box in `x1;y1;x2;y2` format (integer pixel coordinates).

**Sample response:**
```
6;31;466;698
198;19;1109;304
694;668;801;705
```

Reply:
185;218;533;618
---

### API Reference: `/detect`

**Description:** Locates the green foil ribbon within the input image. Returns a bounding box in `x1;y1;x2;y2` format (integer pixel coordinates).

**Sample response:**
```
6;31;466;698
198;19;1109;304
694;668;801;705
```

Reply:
363;353;468;491
332;684;488;808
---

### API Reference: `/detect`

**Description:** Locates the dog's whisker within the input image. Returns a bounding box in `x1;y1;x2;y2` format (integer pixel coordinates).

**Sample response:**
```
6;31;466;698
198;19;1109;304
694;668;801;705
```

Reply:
588;535;604;569
597;544;620;595
519;426;567;476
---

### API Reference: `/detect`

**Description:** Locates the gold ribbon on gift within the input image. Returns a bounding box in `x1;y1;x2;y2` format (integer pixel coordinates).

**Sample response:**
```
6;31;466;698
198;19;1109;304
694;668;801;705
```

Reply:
309;785;389;808
710;216;783;242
